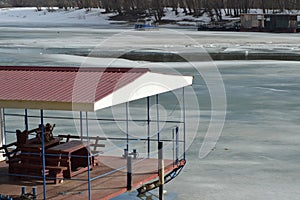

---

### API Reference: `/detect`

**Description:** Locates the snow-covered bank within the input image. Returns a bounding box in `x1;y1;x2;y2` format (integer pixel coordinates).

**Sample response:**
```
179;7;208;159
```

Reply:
0;7;237;27
1;9;300;62
0;7;123;26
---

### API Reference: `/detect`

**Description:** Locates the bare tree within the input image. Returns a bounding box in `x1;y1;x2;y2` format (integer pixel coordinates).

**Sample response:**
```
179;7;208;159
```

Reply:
4;0;300;22
151;0;165;21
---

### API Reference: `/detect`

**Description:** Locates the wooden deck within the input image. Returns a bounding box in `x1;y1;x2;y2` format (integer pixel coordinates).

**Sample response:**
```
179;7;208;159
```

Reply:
0;156;184;200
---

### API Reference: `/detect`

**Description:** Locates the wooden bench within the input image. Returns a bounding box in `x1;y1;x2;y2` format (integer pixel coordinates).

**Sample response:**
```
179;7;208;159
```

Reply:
47;140;96;178
58;135;106;167
58;134;106;155
12;150;68;184
11;162;67;184
17;154;68;163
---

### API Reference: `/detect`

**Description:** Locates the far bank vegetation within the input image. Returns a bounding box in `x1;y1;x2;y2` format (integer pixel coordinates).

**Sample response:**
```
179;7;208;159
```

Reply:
5;0;300;21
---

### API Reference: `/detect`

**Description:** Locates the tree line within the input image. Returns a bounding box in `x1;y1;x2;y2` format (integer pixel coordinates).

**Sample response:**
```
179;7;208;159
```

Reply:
6;0;300;21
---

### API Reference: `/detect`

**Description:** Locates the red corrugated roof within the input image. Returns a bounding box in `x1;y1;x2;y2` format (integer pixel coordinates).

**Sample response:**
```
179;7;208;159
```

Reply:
0;66;148;104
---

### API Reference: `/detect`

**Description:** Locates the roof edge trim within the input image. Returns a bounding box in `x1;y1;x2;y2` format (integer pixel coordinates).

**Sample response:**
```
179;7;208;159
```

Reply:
0;66;149;73
0;100;94;112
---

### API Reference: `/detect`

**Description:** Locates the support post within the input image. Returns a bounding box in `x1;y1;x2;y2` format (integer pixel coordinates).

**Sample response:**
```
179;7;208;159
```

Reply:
183;87;186;160
172;128;175;167
80;111;83;141
127;155;132;191
158;141;164;200
125;102;129;152
0;108;5;161
147;97;150;158
86;112;91;200
40;110;46;200
175;126;179;164
2;108;6;145
156;95;160;142
25;109;28;130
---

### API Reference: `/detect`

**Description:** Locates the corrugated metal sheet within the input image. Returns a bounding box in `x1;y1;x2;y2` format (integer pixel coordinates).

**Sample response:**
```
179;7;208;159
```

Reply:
0;66;147;104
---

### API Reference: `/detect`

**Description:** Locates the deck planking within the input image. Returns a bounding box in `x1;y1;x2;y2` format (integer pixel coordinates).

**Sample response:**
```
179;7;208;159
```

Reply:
0;156;181;200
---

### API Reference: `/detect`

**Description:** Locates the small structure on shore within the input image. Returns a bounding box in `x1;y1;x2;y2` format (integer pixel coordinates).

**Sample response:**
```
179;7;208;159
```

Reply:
134;18;159;31
240;13;300;33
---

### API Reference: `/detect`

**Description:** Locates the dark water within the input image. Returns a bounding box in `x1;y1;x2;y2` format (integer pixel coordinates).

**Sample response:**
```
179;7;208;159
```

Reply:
1;27;300;200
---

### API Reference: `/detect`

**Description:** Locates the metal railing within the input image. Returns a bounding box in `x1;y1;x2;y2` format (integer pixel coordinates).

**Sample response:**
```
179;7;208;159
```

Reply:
0;107;186;200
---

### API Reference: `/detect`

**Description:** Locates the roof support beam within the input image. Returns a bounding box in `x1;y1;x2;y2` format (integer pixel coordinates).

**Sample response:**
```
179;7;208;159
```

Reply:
156;94;160;142
0;108;5;161
147;97;150;158
40;109;47;200
86;112;91;200
126;102;129;151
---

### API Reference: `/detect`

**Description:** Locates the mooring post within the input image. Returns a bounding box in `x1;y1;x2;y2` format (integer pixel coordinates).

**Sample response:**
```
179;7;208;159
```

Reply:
127;155;133;191
158;141;164;200
32;187;37;200
21;186;26;196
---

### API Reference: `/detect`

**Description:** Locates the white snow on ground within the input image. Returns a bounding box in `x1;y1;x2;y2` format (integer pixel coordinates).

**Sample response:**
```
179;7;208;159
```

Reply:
0;8;300;61
1;7;300;27
161;7;244;25
162;7;211;26
0;7;120;26
0;7;212;27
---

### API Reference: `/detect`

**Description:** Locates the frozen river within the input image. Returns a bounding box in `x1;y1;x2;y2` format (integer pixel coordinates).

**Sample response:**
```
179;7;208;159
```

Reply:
1;26;300;200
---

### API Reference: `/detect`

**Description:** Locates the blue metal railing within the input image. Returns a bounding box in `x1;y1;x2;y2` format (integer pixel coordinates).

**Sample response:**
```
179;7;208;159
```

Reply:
1;96;186;200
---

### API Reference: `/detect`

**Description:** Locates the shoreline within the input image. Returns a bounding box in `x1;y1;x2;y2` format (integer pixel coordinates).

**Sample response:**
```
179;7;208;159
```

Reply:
120;51;300;62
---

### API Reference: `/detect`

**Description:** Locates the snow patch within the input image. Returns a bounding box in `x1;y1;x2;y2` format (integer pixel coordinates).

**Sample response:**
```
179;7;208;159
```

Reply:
0;7;118;26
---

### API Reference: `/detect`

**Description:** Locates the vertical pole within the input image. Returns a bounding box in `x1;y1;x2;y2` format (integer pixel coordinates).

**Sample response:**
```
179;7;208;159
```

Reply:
156;94;160;142
157;94;162;199
176;126;179;164
0;108;4;141
0;108;5;161
183;87;186;160
86;112;91;200
147;97;150;158
127;155;132;191
40;110;46;200
25;109;28;130
172;128;175;167
126;102;129;151
158;141;164;200
80;111;83;141
2;108;7;144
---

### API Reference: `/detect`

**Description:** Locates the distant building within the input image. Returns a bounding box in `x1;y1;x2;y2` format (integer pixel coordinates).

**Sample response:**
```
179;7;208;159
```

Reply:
241;13;300;33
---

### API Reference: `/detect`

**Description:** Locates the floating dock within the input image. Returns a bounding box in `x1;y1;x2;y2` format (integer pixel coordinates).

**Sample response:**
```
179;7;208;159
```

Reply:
0;66;192;199
0;156;185;199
